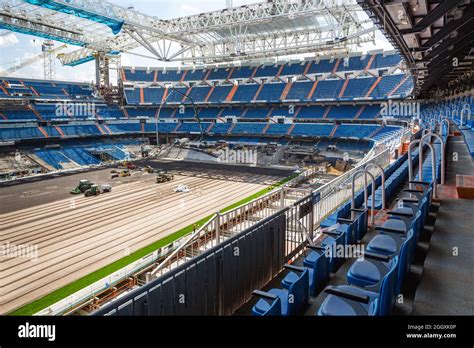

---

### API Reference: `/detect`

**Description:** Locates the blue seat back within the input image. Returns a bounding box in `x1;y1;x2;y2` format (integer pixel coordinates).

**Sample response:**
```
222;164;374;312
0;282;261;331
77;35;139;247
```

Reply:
396;230;414;294
355;209;368;240
287;268;309;314
324;232;346;273
376;255;399;315
310;249;330;296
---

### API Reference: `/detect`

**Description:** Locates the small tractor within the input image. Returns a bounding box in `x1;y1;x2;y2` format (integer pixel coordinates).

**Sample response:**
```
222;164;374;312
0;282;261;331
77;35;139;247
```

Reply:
111;169;131;179
70;179;93;194
156;171;174;183
119;161;136;170
144;165;156;174
84;184;112;197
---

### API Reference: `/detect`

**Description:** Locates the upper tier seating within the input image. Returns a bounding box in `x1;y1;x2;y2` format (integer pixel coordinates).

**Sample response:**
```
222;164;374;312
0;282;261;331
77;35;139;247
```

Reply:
333;124;380;138
121;52;402;83
0;126;45;141
291;123;334;137
1;79;94;100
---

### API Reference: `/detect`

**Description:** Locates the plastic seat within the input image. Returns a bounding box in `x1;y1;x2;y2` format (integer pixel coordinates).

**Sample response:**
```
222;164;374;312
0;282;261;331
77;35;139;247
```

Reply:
348;230;414;293
318;256;399;316
282;246;329;296
252;265;309;316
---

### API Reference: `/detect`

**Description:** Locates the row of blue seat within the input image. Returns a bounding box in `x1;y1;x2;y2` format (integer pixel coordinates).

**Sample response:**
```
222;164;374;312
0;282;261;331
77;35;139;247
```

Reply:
0;122;402;141
250;138;441;315
1;79;95;100
122;53;402;82
123;74;412;105
0;105;386;121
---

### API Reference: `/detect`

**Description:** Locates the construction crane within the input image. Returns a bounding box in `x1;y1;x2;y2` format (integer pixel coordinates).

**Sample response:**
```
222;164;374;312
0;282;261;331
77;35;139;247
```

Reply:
0;41;67;78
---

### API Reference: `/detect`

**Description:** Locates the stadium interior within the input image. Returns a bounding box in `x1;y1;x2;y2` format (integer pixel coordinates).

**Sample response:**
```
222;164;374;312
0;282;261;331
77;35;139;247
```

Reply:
0;0;472;324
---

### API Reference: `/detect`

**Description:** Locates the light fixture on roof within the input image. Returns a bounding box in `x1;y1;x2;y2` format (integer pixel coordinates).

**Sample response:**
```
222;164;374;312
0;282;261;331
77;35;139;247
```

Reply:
412;0;420;12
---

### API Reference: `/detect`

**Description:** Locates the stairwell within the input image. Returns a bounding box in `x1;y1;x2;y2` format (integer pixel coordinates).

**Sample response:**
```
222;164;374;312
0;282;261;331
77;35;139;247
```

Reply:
139;87;145;103
354;105;366;120
322;106;331;119
161;87;169;103
261;123;270;135
369;126;384;139
401;141;410;155
206;123;215;133
366;76;382;98
102;124;114;135
332;58;341;74
180;69;188;83
54;126;66;137
95;124;106;135
329;124;339;137
204;86;215;103
389;76;409;97
338;79;349;98
37;125;49;138
253;83;264;101
280;82;292;100
0;85;10;96
303;61;312;76
29;104;45;121
365;54;375;71
226;84;238;102
307;80;319;99
276;64;284;78
203;69;212;81
227;123;237;135
251;67;258;79
227;67;235;80
287;123;295;135
30;86;40;97
122;108;130;118
182;87;192;103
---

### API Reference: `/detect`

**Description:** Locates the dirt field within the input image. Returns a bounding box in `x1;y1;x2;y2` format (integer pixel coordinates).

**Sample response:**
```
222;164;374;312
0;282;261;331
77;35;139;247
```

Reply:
0;162;289;314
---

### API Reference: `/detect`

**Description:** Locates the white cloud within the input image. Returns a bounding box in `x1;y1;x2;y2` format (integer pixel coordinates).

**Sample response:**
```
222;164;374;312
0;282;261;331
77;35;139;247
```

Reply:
0;33;19;48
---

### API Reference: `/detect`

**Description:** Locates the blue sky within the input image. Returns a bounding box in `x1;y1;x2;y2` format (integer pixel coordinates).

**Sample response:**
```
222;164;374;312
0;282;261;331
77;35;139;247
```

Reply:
0;0;392;83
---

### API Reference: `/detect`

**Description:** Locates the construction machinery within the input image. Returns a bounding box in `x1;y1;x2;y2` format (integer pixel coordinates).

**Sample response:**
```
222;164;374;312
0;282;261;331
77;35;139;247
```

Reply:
111;169;131;179
84;184;112;197
118;161;136;170
143;165;156;174
156;171;174;183
70;179;93;194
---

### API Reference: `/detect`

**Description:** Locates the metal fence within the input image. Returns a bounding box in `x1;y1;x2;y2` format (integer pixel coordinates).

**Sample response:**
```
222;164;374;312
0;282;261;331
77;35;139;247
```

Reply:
93;212;287;316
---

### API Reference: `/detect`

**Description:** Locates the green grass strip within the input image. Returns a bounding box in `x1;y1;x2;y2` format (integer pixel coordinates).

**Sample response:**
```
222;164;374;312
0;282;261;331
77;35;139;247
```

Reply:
9;173;298;316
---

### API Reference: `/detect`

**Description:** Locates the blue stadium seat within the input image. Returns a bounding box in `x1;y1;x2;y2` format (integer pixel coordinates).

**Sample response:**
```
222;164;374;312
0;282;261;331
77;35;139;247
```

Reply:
317;255;399;316
252;265;309;316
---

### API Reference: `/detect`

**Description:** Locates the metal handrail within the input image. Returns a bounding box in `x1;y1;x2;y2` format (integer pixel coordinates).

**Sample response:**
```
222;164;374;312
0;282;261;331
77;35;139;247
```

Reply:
365;163;386;210
351;169;376;224
420;132;445;185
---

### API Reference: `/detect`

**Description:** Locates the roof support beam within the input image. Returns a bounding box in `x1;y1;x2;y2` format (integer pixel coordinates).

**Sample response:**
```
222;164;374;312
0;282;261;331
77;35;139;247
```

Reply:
400;0;464;34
